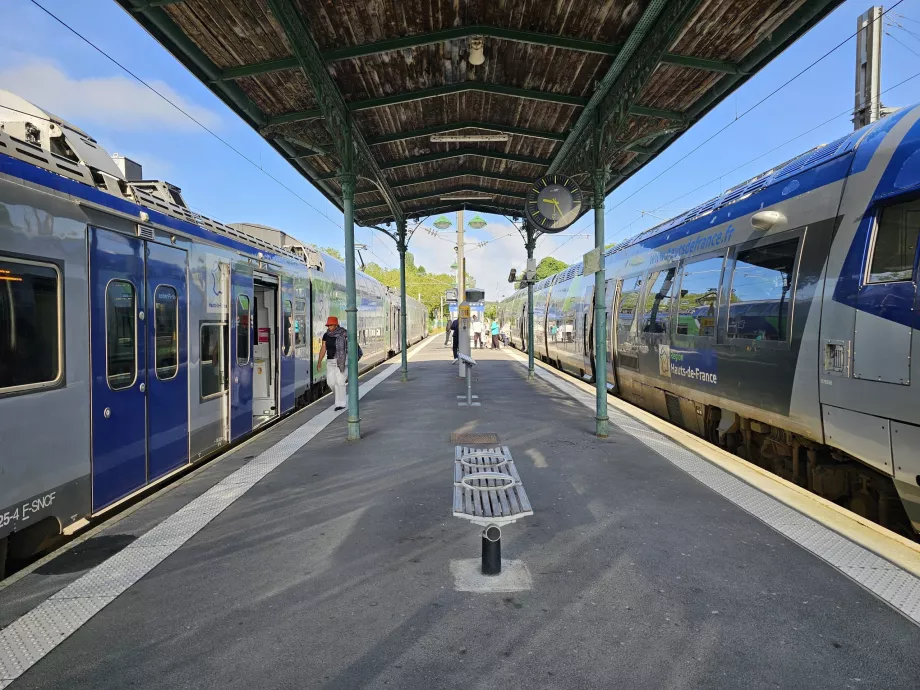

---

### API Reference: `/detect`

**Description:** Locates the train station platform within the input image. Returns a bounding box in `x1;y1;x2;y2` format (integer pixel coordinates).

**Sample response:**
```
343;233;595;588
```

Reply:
3;336;920;689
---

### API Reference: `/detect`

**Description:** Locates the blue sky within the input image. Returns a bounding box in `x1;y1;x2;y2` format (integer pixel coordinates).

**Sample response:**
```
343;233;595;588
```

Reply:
2;0;920;300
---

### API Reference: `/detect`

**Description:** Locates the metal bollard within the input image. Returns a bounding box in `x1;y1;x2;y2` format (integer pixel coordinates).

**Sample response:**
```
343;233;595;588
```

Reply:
466;365;473;405
481;524;501;575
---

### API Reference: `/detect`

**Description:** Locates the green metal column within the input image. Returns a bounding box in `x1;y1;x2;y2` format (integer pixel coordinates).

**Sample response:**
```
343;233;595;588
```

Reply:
592;167;609;439
397;219;409;381
340;170;361;440
525;221;536;381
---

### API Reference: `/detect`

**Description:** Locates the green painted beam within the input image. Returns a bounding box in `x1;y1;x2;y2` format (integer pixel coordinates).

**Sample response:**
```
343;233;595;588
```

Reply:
363;202;523;225
389;170;533;187
379;148;552;171
132;0;182;11
366;121;566;145
221;57;299;80
266;88;676;127
630;105;686;121
661;53;741;74
218;25;740;81
265;0;403;222
549;0;704;175
356;185;526;210
352;82;588;111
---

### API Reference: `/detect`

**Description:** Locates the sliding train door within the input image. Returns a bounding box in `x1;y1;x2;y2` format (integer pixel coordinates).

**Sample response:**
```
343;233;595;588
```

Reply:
90;227;190;511
230;263;253;441
146;241;189;480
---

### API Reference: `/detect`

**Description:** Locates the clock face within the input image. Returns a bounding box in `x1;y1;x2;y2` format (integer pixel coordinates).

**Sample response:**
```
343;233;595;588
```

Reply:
526;175;583;232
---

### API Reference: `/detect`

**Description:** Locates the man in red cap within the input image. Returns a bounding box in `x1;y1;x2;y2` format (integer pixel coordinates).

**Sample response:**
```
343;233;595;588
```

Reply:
316;315;348;410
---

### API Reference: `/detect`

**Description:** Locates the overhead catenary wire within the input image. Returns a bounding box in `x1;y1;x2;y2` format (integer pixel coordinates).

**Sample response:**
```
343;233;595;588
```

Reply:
539;0;909;255
26;0;342;232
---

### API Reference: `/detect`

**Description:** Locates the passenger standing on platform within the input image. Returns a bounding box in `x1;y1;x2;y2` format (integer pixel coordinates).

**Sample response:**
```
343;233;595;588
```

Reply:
490;319;500;349
450;317;459;363
472;315;483;349
316;316;348;411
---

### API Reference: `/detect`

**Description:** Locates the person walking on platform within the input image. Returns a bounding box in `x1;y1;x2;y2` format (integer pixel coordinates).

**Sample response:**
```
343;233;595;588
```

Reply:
316;316;348;411
450;317;459;363
471;315;483;349
490;319;500;349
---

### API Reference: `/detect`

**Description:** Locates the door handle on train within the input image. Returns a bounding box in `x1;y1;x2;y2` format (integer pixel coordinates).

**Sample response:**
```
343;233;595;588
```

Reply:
103;407;111;418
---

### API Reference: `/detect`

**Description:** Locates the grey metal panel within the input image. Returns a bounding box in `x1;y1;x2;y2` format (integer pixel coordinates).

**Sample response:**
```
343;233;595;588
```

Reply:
892;422;920;486
0;176;92;536
853;309;911;384
823;405;893;475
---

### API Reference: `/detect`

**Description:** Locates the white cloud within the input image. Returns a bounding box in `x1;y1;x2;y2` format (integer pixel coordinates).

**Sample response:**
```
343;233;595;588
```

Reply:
0;59;220;133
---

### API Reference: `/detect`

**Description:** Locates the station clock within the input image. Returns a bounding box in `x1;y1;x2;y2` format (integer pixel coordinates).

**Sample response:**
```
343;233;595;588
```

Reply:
525;175;584;233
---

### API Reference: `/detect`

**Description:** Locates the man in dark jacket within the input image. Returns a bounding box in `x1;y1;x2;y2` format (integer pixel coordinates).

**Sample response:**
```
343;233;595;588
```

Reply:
450;318;459;363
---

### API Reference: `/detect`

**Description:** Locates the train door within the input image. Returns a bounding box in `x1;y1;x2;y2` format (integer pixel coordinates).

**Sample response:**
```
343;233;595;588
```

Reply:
280;276;296;413
230;265;253;441
90;228;191;510
146;242;189;480
90;228;147;510
252;276;278;426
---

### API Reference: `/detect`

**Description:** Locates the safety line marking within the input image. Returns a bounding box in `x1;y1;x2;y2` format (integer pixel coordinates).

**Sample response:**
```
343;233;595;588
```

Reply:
0;337;436;687
503;349;920;627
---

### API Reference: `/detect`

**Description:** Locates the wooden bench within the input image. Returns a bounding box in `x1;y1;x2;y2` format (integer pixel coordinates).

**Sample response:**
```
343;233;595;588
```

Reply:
452;445;533;575
453;445;533;525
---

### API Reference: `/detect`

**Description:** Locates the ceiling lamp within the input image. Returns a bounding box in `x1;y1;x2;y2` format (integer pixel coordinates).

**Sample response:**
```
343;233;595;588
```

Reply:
430;133;509;143
433;215;453;229
440;195;494;201
468;37;485;66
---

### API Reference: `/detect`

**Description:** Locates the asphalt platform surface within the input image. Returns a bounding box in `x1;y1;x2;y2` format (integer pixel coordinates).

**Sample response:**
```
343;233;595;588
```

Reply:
3;339;920;689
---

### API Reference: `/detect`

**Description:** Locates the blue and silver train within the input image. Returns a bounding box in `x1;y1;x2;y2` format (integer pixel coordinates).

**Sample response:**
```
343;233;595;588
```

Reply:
0;91;427;572
502;104;920;536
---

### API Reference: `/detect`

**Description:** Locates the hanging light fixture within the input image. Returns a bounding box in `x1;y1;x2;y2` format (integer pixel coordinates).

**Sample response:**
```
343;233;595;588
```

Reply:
468;36;485;66
430;133;509;143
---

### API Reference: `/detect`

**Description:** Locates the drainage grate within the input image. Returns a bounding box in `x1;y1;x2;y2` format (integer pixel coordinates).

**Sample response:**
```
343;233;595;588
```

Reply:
451;432;500;444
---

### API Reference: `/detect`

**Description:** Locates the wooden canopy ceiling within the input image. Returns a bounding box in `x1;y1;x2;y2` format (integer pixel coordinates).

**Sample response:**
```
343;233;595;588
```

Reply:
119;0;842;227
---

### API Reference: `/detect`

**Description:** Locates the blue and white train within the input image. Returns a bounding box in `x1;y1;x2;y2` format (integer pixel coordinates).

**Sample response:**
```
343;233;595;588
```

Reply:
0;91;427;572
502;104;920;536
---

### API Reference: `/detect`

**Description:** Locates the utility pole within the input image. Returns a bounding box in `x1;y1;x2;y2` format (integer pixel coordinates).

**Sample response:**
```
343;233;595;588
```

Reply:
854;6;883;130
457;208;470;377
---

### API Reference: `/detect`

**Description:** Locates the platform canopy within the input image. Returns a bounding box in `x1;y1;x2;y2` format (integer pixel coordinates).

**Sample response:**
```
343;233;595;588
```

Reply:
119;0;843;226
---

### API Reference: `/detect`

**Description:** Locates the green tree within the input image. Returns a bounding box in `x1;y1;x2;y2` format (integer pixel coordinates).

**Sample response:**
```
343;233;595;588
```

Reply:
484;303;498;321
322;246;343;260
515;256;568;289
363;252;473;320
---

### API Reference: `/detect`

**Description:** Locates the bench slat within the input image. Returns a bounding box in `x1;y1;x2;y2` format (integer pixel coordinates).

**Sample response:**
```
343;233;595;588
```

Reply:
453;444;532;524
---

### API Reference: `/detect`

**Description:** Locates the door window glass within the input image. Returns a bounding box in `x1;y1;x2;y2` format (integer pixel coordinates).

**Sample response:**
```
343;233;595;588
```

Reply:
728;239;799;341
154;285;179;380
641;268;677;336
676;256;724;337
283;299;293;353
106;280;136;390
617;278;642;354
868;198;920;283
200;322;228;399
0;257;61;391
295;299;307;346
236;294;250;365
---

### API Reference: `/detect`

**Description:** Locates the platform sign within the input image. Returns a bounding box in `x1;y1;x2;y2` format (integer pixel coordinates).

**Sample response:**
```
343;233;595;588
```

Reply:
583;247;601;276
459;304;471;319
446;288;458;302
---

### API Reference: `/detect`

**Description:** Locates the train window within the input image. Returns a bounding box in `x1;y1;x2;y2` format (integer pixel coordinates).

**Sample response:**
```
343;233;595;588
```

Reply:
676;255;724;337
154;285;179;380
728;239;799;341
236;295;250;365
295;299;307;346
283;299;293;353
200;322;228;399
641;268;677;336
867;198;920;283
615;276;642;367
106;280;137;390
0;257;62;392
